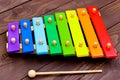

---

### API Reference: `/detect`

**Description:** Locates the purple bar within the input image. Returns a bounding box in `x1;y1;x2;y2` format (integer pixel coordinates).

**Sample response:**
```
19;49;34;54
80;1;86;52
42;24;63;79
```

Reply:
8;22;20;53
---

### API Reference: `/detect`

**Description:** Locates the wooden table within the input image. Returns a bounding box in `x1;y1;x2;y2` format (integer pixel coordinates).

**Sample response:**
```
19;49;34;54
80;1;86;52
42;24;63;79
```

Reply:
0;0;120;80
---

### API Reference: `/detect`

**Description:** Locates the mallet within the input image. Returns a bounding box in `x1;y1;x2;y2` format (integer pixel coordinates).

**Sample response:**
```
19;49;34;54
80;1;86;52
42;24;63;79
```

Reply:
28;69;102;78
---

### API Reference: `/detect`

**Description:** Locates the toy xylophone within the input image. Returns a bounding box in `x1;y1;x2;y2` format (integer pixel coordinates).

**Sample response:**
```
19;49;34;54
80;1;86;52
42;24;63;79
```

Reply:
6;6;117;58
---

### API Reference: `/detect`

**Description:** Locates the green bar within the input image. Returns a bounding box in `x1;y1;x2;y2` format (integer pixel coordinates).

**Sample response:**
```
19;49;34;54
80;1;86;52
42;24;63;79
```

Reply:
44;15;62;55
55;12;75;56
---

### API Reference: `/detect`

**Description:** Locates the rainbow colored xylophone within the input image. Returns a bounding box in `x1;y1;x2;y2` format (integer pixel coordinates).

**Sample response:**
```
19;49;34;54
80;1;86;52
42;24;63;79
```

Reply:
6;6;117;58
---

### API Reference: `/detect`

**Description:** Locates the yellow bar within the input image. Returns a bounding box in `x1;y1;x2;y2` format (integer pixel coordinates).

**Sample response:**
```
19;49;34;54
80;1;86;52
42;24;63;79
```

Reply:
77;8;104;58
66;10;89;57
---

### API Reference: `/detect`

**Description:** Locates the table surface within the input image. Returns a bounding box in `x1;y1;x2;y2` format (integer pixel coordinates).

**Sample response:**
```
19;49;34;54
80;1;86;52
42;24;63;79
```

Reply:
0;0;120;80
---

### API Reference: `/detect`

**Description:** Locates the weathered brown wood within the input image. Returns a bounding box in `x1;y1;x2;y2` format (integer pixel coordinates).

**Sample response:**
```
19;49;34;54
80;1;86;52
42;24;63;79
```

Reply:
0;0;120;80
0;0;30;13
79;54;120;80
99;0;120;29
28;58;107;80
0;0;117;34
108;23;120;52
0;0;73;80
0;0;72;34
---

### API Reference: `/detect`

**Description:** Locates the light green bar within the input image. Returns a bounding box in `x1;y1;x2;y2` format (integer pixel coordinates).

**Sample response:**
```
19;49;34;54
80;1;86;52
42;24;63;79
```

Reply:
55;12;75;56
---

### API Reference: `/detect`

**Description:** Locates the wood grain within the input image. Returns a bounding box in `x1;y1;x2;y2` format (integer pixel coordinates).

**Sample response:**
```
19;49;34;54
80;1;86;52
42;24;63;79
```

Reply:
0;0;116;34
0;0;120;80
0;0;72;34
99;0;120;29
0;0;30;13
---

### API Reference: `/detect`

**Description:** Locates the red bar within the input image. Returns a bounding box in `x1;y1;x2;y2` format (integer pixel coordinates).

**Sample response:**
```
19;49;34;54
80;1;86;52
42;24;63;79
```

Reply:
87;6;117;58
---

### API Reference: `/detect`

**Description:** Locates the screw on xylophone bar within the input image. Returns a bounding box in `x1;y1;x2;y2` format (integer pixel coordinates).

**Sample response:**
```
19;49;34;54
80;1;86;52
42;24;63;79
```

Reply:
39;39;43;44
65;40;70;46
92;8;97;14
48;17;52;23
71;12;74;18
93;42;98;48
11;25;16;31
52;40;57;46
11;37;16;44
79;42;83;47
59;15;63;20
106;42;111;49
81;10;86;16
36;19;40;25
23;22;27;28
25;38;30;44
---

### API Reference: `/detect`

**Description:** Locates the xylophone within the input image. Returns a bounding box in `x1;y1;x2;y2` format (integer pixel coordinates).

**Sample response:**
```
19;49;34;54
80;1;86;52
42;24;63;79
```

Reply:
6;6;118;59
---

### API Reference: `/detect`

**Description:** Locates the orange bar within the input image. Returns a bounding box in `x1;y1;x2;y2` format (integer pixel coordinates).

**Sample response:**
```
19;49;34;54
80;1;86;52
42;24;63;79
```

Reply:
87;6;117;58
77;8;104;58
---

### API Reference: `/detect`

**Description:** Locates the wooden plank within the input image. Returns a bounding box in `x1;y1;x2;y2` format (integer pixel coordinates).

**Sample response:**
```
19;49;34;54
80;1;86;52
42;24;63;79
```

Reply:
0;0;120;80
0;34;14;67
45;0;116;14
107;23;120;52
0;0;116;34
79;55;120;80
78;0;116;8
0;0;30;13
0;0;72;34
99;0;120;29
0;57;53;80
23;58;108;80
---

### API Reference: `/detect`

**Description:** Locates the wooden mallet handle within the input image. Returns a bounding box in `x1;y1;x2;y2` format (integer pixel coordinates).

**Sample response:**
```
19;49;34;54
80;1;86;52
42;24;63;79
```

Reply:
28;69;102;78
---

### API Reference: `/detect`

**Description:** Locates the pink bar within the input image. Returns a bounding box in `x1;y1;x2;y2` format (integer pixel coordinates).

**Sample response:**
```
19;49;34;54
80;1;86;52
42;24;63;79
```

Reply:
8;22;20;53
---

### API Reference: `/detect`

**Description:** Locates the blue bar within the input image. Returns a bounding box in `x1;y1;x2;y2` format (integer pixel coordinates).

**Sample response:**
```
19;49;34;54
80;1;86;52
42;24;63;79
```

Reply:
32;17;48;55
20;20;34;54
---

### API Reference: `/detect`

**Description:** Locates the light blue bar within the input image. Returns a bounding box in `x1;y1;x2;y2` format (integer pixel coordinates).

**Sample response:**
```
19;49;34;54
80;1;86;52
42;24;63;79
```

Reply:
32;17;48;55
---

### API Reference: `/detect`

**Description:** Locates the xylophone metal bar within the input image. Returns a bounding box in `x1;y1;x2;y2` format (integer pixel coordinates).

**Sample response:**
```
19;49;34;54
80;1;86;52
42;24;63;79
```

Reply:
8;22;20;53
55;12;75;56
87;6;117;58
77;8;104;58
20;20;34;54
44;15;62;55
66;10;89;57
32;17;48;55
